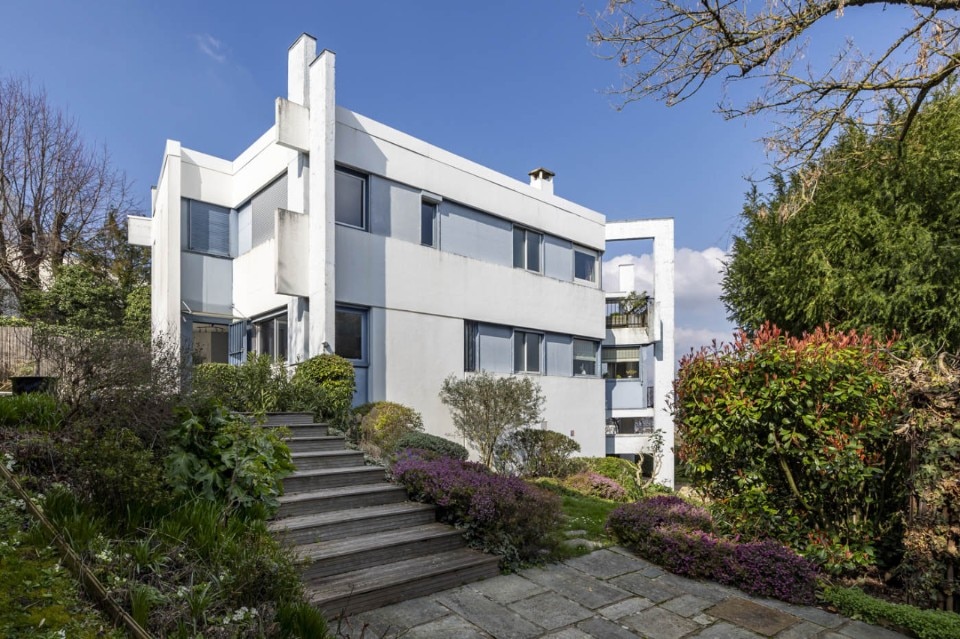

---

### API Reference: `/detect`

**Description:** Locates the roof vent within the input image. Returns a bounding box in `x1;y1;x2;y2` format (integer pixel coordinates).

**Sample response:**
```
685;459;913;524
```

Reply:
528;167;555;196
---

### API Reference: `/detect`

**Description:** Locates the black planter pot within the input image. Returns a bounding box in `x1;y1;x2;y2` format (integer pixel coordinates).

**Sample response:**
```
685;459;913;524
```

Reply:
10;376;56;395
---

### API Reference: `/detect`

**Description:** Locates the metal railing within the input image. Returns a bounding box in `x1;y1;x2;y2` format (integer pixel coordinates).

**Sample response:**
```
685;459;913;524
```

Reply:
605;299;649;329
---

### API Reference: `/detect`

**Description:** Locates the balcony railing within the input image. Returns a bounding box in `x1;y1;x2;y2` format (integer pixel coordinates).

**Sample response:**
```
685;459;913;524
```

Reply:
605;298;649;329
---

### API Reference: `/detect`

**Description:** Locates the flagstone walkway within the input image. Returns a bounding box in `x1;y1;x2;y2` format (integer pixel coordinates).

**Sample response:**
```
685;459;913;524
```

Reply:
340;547;908;639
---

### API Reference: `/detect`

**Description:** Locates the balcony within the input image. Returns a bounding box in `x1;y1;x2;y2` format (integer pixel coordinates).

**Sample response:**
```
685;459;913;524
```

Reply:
605;378;653;410
605;293;654;345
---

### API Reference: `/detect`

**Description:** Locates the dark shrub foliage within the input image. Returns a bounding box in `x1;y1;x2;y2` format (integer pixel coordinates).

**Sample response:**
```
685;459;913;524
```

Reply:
494;428;581;478
359;401;423;459
392;450;562;571
607;496;818;604
395;432;469;461
674;323;905;574
293;354;355;425
192;355;327;417
563;471;628;502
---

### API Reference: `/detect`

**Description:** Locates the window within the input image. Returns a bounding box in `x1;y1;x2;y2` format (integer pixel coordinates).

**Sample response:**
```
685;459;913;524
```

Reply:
335;168;366;229
421;201;437;247
602;346;641;379
514;330;542;373
187;200;231;256
573;338;598;376
574;248;597;282
252;313;287;362
335;307;366;361
464;321;478;371
513;227;542;273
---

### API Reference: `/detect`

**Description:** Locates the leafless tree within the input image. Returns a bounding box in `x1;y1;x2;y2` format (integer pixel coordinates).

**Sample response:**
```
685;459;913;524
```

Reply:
0;76;134;306
591;0;960;166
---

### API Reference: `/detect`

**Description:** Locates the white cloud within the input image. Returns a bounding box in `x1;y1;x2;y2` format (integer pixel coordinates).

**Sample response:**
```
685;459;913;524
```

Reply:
194;33;227;63
602;247;735;360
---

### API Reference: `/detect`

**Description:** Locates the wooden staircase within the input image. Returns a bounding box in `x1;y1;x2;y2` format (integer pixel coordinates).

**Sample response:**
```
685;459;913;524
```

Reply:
262;413;500;619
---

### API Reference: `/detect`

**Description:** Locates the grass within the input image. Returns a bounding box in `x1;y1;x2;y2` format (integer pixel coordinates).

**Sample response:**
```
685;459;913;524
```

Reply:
0;482;125;639
560;494;619;541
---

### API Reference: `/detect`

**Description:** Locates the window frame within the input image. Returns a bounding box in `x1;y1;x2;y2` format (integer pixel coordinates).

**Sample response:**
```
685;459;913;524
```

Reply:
250;310;288;363
464;320;479;372
573;246;598;283
512;226;543;273
334;167;368;231
420;197;439;247
513;329;543;374
334;305;368;364
187;199;231;257
573;338;600;377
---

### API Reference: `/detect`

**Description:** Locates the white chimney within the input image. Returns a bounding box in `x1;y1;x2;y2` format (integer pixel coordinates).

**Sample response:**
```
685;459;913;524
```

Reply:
528;167;555;196
618;263;635;294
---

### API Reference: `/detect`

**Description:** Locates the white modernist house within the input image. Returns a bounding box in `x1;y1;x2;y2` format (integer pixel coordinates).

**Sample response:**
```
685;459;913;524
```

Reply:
129;35;676;485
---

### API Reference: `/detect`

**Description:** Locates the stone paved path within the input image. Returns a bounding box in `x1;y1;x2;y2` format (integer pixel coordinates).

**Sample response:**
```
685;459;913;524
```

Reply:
340;547;908;639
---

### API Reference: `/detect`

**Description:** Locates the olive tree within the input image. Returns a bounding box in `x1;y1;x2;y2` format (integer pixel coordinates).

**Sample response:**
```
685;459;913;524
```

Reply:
440;372;545;468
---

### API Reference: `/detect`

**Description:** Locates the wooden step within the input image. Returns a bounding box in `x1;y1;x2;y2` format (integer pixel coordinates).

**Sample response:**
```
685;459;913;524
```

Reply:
308;548;500;618
269;502;436;546
282;467;385;494
284;435;345;453
291;450;364;471
277;484;408;519
298;523;466;580
258;412;316;426
272;423;330;439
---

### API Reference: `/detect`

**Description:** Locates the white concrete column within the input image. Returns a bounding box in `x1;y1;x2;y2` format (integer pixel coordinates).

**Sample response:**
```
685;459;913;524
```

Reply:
153;140;183;355
618;263;635;293
307;50;336;357
288;34;316;107
651;221;675;488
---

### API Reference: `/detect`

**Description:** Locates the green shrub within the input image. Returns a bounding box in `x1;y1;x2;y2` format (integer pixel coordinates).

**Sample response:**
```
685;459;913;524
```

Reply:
674;324;905;575
581;456;644;500
821;586;960;639
0;393;65;431
395;432;469;461
166;404;295;514
293;354;355;424
564;471;629;501
359;401;423;459
70;427;170;519
494;428;581;478
193;355;327;416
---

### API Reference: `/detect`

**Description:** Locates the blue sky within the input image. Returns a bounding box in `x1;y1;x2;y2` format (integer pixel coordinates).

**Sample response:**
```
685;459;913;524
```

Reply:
0;1;917;355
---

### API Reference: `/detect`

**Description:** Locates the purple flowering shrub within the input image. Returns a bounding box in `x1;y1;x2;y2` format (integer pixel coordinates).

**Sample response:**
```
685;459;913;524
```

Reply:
563;471;628;502
392;450;563;570
607;496;818;604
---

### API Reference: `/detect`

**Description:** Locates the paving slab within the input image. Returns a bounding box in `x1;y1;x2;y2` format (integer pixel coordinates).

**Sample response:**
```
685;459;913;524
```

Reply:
609;571;682;603
351;595;449;635
707;598;798;637
761;597;846;628
508;591;593;630
467;573;547;605
564;548;653;579
620;606;701;639
437;586;542;639
577;616;644;639
540;629;593;639
834;619;912;639
774;621;826;639
523;564;632;609
402;614;491;639
693;621;764;638
596;596;655;620
661;593;714;617
653;572;739;603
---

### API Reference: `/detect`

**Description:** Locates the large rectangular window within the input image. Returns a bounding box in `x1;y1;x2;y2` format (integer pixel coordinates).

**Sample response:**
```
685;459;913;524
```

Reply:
602;346;641;379
573;338;599;376
421;201;437;247
514;330;542;373
574;248;597;282
335;168;367;229
252;313;287;363
513;227;542;273
335;307;366;361
188;200;231;256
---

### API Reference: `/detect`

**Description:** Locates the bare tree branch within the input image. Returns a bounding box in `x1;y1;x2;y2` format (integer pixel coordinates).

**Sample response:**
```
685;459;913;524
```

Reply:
0;77;135;309
591;0;960;165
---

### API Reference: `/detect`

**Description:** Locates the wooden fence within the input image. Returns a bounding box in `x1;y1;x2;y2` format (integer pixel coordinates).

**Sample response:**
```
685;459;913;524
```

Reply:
0;326;55;386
